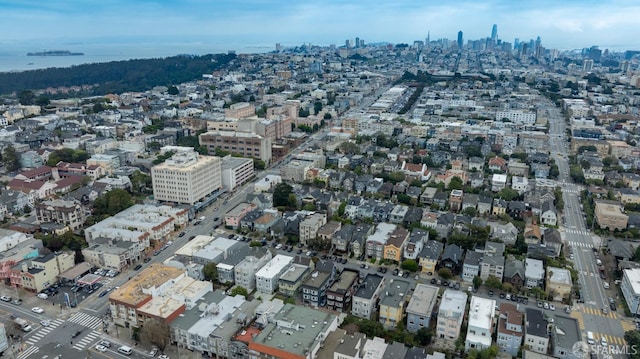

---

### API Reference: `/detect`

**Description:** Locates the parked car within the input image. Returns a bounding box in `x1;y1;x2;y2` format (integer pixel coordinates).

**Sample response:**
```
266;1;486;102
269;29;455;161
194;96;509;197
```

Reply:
12;299;21;305
134;264;143;270
99;290;110;298
95;345;107;352
0;295;11;302
178;231;186;237
144;257;152;263
31;307;44;314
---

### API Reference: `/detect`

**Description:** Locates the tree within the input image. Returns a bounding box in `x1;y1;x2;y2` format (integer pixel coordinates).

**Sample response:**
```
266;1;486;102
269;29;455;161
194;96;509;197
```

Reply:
448;176;463;190
93;189;134;216
323;113;332;120
253;159;266;170
337;202;346;217
497;187;519;201
624;330;640;359
46;148;90;166
230;286;249;297
36;95;50;107
438;268;453;280
130;170;152;195
139;318;171;352
484;275;503;290
167;85;179;95
18;90;35;105
401;259;418;272
3;144;20;171
473;276;483;289
202;262;218;282
415;327;433;346
313;101;323;114
273;182;294;207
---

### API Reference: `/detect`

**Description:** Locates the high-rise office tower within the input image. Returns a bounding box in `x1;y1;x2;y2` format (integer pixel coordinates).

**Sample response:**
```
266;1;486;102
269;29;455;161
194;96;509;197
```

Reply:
355;37;360;48
457;31;463;49
491;24;498;41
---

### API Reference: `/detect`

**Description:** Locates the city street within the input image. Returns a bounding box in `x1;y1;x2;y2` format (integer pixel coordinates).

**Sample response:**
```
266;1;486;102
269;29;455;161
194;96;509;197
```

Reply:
546;102;632;349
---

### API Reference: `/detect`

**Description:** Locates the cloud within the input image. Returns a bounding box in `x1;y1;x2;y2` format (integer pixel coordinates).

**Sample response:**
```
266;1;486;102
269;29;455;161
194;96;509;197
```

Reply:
0;0;638;50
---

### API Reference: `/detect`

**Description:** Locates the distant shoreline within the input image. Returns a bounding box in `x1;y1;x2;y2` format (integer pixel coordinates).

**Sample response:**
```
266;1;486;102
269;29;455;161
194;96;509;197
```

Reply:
27;50;85;56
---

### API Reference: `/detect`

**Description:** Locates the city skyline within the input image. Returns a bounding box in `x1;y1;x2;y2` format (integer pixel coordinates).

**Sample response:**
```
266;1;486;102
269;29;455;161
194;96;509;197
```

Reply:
0;0;639;51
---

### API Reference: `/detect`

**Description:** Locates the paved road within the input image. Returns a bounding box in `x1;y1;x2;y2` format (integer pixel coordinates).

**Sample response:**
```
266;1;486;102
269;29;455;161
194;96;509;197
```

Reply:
545;101;631;352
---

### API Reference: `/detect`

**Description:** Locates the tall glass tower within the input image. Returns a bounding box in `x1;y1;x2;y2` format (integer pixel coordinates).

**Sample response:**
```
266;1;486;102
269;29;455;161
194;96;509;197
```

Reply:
457;31;463;49
491;24;498;41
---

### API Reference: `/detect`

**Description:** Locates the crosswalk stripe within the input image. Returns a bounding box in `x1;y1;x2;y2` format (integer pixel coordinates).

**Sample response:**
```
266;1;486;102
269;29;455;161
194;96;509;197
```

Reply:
72;330;101;350
17;346;39;359
68;312;103;329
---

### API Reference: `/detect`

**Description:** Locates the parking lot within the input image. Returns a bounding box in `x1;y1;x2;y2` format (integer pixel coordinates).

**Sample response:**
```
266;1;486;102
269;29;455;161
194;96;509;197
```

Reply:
35;268;119;308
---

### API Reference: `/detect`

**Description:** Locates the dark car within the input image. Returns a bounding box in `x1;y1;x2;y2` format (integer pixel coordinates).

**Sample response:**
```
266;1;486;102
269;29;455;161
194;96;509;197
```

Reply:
144;257;151;263
393;269;399;276
72;330;82;338
287;247;293;252
610;302;617;311
178;232;186;237
499;293;506;299
214;217;219;222
488;290;494;296
430;278;437;284
189;235;195;241
228;234;235;239
402;271;409;278
99;290;109;298
134;264;143;270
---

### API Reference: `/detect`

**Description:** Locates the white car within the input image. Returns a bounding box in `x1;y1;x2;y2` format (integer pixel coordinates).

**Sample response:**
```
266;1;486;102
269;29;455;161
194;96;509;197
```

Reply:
95;345;107;352
40;320;50;326
31;307;44;314
37;293;48;299
549;304;556;311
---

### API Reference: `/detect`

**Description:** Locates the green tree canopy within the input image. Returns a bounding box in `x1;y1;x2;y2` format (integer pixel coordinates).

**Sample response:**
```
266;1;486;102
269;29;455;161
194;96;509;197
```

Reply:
401;259;418;272
45;148;90;166
202;262;218;282
167;85;179;95
230;286;249;297
93;189;134;216
3;144;20;171
438;268;453;280
273;182;294;207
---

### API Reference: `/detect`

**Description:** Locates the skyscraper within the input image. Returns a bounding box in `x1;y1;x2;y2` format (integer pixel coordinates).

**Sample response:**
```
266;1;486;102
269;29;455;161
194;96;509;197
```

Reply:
457;31;463;49
491;24;498;41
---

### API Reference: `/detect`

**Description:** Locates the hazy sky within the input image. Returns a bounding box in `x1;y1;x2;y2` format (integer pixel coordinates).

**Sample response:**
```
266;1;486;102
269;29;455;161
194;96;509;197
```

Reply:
1;0;639;50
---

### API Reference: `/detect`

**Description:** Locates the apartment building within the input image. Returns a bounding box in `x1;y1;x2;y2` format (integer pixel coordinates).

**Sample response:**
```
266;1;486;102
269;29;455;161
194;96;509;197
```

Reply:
109;264;186;328
35;199;87;231
352;274;385;320
301;270;331;308
436;290;468;341
621;268;640;315
366;223;397;261
406;284;438;333
524;308;549;355
199;130;272;164
17;251;75;292
326;269;358;312
255;254;294;295
383;227;410;263
151;147;222;205
379;279;410;329
497;303;523;357
465;296;497;352
480;241;505;282
299;213;327;246
278;263;311;298
220;156;254;192
234;248;273;291
594;200;629;231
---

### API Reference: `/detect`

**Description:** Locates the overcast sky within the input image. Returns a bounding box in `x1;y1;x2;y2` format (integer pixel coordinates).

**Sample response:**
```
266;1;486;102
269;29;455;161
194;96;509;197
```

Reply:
1;0;639;51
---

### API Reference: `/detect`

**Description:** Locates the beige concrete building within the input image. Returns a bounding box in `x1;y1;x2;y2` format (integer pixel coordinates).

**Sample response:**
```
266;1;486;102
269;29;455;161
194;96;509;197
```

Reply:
35;199;87;232
151;147;222;205
17;251;75;292
299;213;327;246
546;266;572;301
220;156;254;192
594;200;628;231
224;102;255;119
199;131;272;164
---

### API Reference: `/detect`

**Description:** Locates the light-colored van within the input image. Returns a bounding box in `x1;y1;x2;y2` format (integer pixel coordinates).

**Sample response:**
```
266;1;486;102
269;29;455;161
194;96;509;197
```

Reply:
118;345;133;355
586;331;595;345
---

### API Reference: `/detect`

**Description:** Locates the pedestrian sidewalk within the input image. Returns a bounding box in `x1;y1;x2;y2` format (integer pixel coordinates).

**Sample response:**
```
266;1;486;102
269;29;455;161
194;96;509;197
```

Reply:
105;321;202;359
